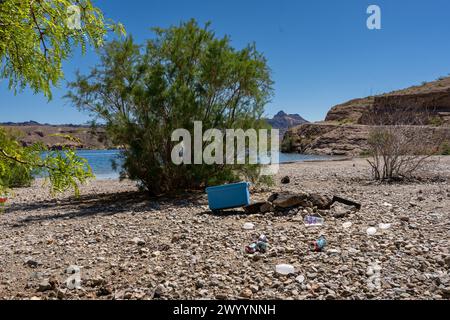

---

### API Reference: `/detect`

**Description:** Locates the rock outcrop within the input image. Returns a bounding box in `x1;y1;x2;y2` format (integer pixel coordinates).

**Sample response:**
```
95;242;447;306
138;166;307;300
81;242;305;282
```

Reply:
326;77;450;125
283;77;450;156
283;123;450;157
282;123;371;156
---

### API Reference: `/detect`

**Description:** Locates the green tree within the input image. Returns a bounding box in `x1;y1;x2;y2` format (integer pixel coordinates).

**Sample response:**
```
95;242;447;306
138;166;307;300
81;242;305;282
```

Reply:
67;20;274;195
0;0;123;196
0;0;124;98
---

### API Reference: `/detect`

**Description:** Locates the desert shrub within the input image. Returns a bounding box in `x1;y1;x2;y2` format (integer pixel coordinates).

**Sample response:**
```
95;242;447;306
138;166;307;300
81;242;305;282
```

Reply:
337;118;354;125
0;128;93;195
429;116;444;127
281;134;293;152
0;160;33;188
67;20;274;195
366;126;441;181
440;142;450;155
359;150;372;158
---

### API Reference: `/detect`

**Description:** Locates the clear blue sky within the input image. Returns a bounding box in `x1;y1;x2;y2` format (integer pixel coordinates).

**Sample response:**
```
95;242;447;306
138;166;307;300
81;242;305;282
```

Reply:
1;0;450;124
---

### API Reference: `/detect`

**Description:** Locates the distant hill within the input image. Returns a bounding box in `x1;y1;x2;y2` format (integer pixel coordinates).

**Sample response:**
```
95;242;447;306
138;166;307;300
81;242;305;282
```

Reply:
0;121;92;128
2;114;309;150
265;111;309;137
1;121;113;150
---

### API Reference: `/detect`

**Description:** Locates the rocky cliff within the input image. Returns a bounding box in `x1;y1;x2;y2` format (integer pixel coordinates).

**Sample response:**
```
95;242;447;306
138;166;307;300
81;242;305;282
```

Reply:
1;122;113;150
326;77;450;125
283;77;450;156
283;123;450;156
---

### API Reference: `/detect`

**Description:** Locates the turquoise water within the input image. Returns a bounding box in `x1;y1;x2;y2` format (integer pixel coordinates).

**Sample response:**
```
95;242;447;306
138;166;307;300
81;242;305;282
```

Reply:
74;150;335;180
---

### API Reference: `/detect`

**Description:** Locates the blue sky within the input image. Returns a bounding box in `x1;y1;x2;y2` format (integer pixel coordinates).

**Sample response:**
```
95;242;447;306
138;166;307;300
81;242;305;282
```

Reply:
1;0;450;124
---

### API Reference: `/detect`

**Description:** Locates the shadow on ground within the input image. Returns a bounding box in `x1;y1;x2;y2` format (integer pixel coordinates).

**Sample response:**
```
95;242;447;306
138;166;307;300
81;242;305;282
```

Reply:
6;190;208;227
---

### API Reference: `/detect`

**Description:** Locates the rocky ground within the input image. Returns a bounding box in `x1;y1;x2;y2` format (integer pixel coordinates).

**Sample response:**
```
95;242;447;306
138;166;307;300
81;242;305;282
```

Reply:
0;157;449;300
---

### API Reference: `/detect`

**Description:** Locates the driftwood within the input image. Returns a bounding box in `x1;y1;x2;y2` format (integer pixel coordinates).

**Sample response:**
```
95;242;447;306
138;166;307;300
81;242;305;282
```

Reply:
331;196;361;210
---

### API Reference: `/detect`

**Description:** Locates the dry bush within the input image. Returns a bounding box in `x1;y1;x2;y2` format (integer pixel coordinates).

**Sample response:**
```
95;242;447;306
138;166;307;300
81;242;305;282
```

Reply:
367;126;442;181
365;99;446;181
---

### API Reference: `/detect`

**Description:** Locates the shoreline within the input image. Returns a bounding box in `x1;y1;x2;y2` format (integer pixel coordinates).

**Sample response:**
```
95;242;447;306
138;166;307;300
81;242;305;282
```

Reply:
1;157;449;300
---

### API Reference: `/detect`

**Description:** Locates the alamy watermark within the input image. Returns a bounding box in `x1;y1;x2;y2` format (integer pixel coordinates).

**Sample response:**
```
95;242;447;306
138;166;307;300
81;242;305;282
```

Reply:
171;122;280;175
65;265;82;290
367;5;382;30
366;261;382;291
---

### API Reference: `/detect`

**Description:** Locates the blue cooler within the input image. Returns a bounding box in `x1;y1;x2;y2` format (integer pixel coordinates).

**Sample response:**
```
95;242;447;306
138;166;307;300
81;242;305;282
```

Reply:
206;182;251;211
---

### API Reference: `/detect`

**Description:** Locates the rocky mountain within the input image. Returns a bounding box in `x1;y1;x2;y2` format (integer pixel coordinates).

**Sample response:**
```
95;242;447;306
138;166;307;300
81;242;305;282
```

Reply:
1;122;114;150
282;77;450;156
266;111;309;137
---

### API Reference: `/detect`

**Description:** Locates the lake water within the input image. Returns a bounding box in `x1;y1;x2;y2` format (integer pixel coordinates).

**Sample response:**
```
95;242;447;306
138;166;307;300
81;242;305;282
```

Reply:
76;150;335;180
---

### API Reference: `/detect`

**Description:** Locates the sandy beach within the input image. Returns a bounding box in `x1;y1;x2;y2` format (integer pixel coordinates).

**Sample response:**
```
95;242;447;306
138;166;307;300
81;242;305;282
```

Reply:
0;157;449;300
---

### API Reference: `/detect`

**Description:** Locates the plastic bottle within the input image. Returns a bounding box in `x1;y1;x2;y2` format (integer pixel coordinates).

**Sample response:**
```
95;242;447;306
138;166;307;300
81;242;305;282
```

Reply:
304;215;324;226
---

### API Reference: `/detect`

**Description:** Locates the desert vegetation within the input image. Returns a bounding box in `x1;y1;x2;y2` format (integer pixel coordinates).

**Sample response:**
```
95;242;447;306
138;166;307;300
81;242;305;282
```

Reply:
365;102;447;181
66;20;275;195
0;0;122;195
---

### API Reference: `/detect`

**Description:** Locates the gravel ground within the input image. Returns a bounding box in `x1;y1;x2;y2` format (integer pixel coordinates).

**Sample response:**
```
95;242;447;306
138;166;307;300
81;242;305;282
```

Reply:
0;157;449;300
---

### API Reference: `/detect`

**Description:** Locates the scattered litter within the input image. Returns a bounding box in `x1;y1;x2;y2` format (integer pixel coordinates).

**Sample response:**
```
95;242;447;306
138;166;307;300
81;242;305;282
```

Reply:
295;275;305;284
206;182;251;212
243;222;255;230
245;234;268;254
366;227;377;236
275;264;295;275
342;222;353;229
245;243;257;254
378;223;392;230
332;196;361;210
310;236;327;252
0;196;7;212
304;215;324;227
382;202;393;208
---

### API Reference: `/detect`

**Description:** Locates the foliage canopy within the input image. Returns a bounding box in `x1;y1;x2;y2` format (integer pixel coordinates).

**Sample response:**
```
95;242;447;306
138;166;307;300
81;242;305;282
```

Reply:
0;0;124;98
67;20;274;194
0;0;122;195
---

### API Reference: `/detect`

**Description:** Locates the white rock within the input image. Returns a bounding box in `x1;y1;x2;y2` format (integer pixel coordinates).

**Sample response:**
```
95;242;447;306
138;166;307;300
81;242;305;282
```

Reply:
131;237;146;246
327;249;341;255
243;223;255;230
379;223;392;230
275;264;295;275
295;275;305;284
342;222;352;229
366;227;377;236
